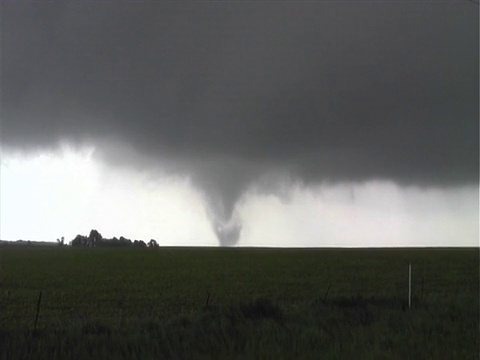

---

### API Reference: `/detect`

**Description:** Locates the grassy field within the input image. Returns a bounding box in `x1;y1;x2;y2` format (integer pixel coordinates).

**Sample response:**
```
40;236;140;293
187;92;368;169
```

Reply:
0;246;478;359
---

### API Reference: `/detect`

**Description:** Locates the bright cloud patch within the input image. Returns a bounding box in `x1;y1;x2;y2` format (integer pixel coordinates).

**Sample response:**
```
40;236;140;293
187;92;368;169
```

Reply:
1;147;478;247
238;182;478;247
1;146;98;241
0;146;216;245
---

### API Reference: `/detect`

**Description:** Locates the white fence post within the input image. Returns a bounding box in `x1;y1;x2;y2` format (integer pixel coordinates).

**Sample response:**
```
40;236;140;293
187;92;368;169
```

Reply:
408;263;412;309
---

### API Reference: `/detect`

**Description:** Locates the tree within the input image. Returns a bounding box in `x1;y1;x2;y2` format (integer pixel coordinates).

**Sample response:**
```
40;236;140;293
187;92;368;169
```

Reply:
71;234;88;247
148;239;159;248
133;240;147;248
56;236;65;246
118;236;132;247
88;229;102;247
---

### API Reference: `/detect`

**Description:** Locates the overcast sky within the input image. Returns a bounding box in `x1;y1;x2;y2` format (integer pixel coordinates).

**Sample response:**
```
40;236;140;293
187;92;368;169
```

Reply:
1;2;478;246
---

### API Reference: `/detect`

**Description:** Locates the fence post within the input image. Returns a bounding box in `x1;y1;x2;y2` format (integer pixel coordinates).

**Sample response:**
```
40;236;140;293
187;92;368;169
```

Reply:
408;263;412;309
421;276;424;301
34;291;42;332
323;283;332;302
205;292;211;310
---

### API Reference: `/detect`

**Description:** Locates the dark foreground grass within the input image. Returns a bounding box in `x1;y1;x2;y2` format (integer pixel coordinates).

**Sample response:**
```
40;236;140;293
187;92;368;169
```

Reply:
0;247;478;359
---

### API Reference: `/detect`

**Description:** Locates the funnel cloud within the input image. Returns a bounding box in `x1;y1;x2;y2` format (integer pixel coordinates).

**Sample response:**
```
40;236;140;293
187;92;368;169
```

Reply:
1;2;478;245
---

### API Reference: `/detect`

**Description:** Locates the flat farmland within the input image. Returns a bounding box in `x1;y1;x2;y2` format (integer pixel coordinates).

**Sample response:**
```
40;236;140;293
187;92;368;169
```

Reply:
0;247;478;359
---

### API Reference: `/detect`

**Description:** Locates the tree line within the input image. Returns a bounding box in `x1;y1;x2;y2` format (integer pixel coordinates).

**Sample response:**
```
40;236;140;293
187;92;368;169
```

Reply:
70;230;159;248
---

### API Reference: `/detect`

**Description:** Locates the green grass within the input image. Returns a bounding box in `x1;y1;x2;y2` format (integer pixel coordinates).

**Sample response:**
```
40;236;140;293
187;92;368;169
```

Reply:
0;247;478;359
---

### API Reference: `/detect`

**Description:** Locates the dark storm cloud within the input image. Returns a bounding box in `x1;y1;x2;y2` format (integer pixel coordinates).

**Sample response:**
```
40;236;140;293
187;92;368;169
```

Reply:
2;2;478;244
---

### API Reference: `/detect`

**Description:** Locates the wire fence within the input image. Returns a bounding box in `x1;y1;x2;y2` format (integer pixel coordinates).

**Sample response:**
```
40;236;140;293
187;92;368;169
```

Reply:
1;248;478;331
